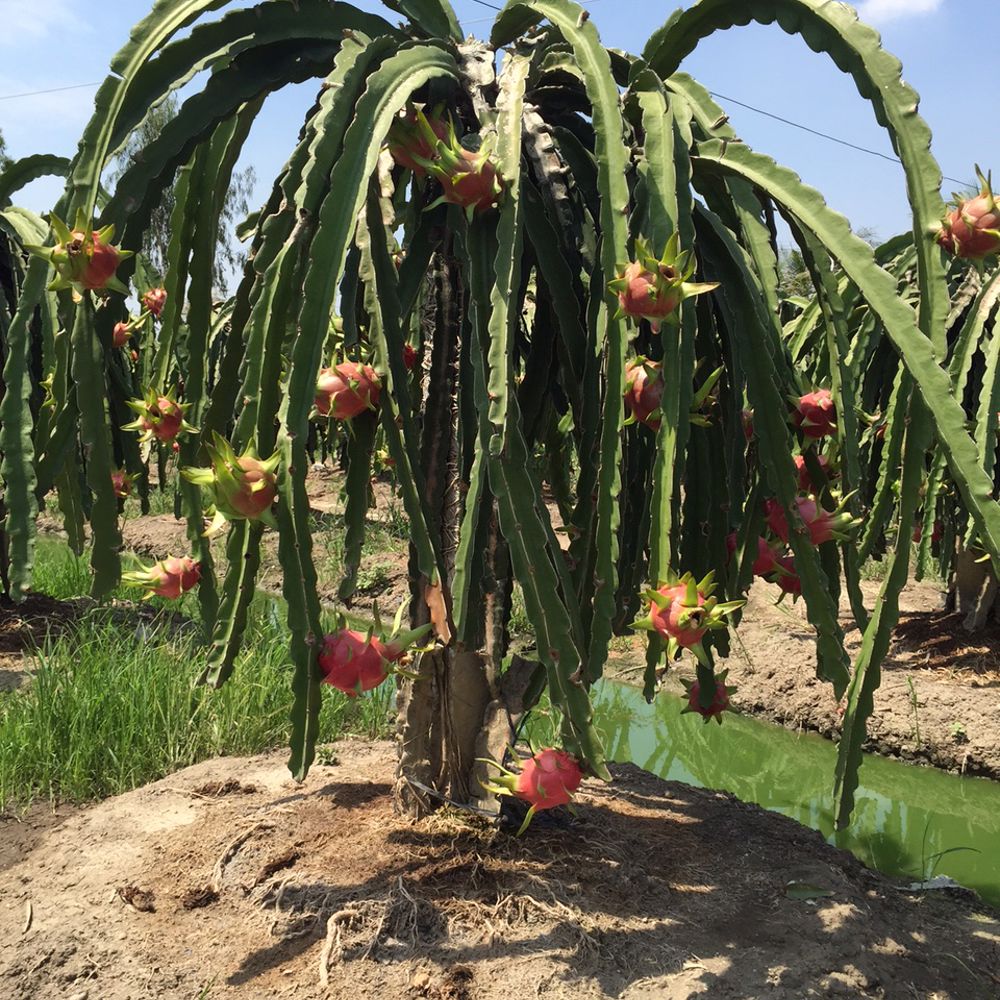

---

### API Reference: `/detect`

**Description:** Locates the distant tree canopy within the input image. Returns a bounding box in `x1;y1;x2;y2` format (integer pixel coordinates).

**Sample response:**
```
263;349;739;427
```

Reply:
109;96;256;296
0;129;12;173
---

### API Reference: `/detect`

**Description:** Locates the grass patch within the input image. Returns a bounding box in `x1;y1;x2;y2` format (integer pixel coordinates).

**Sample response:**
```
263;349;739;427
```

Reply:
1;543;395;810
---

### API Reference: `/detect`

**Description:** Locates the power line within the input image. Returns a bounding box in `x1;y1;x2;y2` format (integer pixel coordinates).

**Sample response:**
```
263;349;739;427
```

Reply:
707;89;974;189
0;81;101;102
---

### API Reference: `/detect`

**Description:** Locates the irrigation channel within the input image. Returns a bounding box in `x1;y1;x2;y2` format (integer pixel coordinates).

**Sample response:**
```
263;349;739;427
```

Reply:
533;680;1000;909
24;537;1000;909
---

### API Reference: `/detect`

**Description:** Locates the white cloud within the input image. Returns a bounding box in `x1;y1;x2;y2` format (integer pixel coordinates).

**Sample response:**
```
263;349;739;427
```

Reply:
855;0;943;24
0;0;92;46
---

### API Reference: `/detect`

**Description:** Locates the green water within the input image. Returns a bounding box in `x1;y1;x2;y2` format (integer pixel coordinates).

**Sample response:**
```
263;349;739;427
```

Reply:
546;681;1000;908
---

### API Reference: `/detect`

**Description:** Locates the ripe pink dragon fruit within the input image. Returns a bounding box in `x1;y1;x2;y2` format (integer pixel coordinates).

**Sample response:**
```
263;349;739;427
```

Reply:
26;211;132;298
318;629;392;697
314;361;381;420
792;389;836;439
624;358;663;431
938;167;1000;260
141;287;167;318
794;453;836;492
402;342;419;372
765;496;858;546
741;408;755;442
772;555;802;599
112;322;132;348
387;106;450;176
122;387;195;444
481;747;583;835
182;433;280;533
319;612;431;697
650;582;708;648
111;468;133;499
515;748;582;810
682;672;735;724
123;556;201;600
633;572;743;664
726;533;782;578
609;235;717;333
404;111;505;217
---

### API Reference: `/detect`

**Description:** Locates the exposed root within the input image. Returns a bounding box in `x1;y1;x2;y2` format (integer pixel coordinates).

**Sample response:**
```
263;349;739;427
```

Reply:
317;876;436;985
210;819;275;894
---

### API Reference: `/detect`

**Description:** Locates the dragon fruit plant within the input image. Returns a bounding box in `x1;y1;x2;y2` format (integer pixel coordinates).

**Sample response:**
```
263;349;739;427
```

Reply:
5;0;1000;836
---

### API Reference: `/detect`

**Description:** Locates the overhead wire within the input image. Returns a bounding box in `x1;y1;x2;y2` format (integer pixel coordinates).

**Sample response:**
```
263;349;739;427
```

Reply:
0;8;975;189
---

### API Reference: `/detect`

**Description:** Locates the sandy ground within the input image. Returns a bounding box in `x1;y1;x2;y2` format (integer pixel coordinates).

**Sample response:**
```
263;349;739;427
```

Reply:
1;741;998;1000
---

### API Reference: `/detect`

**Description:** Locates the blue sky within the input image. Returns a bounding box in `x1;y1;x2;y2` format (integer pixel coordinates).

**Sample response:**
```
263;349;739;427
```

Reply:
1;0;995;246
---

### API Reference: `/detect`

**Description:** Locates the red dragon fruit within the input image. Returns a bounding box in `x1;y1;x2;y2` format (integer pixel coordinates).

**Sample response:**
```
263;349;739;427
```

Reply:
182;433;280;534
681;671;735;724
769;555;802;600
406;111;504;217
741;408;755;442
26;210;131;298
111;468;133;499
938;167;1000;260
112;322;132;348
314;361;381;420
913;520;944;544
141;287;167;318
481;747;584;835
765;496;858;546
387;106;450;175
609;235;717;332
123;556;201;600
792;389;836;439
318;629;392;697
633;572;744;664
402;342;419;372
319;611;431;697
624;358;663;431
122;387;195;444
794;453;836;492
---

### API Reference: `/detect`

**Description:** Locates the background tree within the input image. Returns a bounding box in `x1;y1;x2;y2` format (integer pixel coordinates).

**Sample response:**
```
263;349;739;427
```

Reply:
108;96;256;295
0;130;11;173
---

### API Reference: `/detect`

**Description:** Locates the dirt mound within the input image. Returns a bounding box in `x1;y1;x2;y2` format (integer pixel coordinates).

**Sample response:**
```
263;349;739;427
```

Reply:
1;741;996;999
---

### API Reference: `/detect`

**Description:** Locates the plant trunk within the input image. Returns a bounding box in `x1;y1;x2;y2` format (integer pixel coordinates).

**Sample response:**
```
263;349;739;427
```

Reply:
948;542;999;630
394;243;515;818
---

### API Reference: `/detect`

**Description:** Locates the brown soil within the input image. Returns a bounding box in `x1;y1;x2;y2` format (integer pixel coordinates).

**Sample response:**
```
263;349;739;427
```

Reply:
1;741;997;1000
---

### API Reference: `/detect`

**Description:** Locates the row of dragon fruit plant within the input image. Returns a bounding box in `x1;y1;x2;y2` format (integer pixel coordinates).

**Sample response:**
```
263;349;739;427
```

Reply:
1;0;999;831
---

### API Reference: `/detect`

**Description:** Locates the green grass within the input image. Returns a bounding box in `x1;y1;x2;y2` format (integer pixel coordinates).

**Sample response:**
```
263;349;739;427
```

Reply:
0;542;395;810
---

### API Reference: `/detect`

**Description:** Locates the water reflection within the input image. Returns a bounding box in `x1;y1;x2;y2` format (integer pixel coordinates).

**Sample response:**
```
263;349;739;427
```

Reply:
533;681;1000;907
